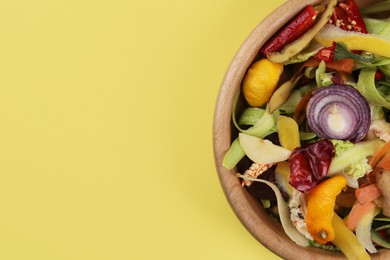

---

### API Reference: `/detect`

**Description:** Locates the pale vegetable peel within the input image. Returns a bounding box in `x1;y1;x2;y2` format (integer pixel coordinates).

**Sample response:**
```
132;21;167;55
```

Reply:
236;174;309;247
355;207;381;253
332;214;371;260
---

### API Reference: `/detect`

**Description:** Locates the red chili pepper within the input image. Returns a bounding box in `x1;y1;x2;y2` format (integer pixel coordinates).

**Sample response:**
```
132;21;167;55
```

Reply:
289;139;335;192
260;5;319;56
329;0;367;33
315;41;337;62
375;71;385;81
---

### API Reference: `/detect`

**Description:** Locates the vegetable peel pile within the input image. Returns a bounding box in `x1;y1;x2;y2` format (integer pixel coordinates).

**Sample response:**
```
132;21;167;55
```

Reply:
222;0;390;259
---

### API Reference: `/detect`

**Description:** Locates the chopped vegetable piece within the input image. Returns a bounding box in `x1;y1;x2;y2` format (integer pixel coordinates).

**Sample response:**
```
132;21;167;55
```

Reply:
345;201;376;231
306;84;371;143
315;41;336;62
306;175;347;244
277;115;300;151
332;214;371;260
238;133;291;164
260;5;319;56
222;138;245;170
376;153;390;172
289;139;334;193
355;184;382;205
370;141;390;168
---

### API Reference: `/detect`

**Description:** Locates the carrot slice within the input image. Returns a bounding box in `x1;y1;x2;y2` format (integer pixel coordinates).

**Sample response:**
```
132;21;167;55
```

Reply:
369;141;390;168
345;201;376;231
376;153;390;171
355;184;382;205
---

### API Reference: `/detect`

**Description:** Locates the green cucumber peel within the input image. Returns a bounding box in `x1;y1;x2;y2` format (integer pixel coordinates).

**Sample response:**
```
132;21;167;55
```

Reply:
278;89;302;114
375;224;390;232
361;0;390;16
238;108;266;126
371;229;390;249
299;131;317;141
232;90;277;138
356;68;390;109
222;137;245;170
374;217;390;222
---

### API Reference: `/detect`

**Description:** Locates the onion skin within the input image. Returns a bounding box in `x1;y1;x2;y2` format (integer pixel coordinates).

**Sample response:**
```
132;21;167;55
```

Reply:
306;84;371;143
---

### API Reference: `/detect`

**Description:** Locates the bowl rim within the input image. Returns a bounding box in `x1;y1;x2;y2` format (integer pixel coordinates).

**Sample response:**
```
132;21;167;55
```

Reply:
213;0;390;259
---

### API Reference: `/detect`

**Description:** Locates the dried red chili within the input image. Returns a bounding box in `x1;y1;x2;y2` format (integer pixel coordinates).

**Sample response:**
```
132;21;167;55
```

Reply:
315;41;337;62
289;139;335;192
259;5;319;56
329;0;367;33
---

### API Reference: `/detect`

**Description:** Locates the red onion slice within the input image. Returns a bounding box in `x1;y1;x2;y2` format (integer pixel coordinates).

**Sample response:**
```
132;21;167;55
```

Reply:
306;84;371;143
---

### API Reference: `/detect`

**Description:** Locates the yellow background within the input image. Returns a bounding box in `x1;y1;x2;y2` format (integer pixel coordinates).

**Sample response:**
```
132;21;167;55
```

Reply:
0;0;285;259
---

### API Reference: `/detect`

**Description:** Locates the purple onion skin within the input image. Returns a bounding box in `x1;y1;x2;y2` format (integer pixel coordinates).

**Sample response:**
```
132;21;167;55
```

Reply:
306;84;371;143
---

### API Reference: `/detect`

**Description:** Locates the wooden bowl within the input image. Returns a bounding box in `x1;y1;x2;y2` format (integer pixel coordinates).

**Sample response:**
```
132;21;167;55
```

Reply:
213;0;389;259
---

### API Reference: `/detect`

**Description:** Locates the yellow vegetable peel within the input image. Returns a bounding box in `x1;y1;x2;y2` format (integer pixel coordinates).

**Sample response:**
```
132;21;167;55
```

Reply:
315;24;390;58
332;214;371;260
306;175;347;244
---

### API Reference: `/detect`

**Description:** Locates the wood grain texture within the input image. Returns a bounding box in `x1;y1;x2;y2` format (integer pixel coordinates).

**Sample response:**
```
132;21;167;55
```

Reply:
213;0;390;259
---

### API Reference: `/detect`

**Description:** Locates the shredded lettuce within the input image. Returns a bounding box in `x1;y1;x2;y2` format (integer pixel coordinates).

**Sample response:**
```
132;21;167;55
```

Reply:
222;138;245;170
329;140;372;184
328;139;384;187
331;139;354;156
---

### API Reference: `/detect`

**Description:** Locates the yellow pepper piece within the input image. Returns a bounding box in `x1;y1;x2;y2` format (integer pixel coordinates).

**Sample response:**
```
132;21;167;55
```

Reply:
275;161;294;197
306;175;347;244
315;24;390;58
332;214;370;260
277;115;300;151
242;59;283;107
